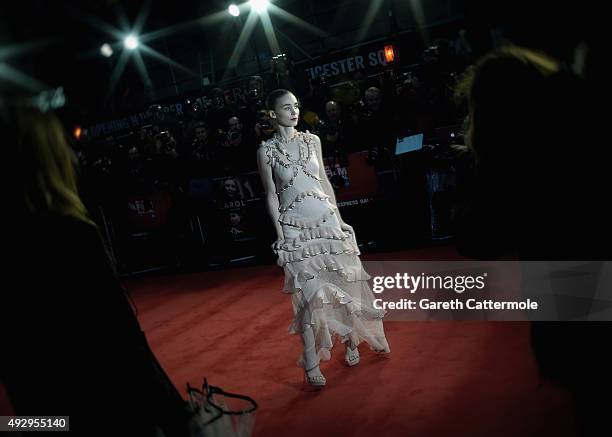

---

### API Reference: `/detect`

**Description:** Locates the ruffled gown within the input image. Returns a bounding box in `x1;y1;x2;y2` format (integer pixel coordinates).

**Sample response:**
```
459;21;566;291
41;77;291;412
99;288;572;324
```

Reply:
262;131;391;368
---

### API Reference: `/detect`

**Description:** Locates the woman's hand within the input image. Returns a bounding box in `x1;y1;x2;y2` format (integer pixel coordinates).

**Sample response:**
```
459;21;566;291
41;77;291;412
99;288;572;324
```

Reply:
271;238;286;253
340;222;357;243
340;222;354;234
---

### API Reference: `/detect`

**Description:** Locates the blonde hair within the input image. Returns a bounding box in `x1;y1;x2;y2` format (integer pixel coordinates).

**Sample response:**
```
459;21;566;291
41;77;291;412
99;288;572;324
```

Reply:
16;108;92;223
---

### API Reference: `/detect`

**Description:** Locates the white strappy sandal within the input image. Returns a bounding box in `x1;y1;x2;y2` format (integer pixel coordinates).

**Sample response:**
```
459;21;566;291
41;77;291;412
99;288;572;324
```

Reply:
304;363;326;387
345;345;360;366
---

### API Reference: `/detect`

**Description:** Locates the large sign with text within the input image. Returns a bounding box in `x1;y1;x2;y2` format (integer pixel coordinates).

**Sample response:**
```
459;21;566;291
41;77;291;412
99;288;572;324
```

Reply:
88;103;185;138
303;42;395;82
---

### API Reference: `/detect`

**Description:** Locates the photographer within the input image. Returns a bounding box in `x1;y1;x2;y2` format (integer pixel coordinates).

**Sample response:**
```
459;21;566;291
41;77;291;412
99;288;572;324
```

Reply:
389;70;428;137
153;130;182;190
87;151;114;207
420;42;463;129
271;53;294;90
319;100;350;167
253;109;275;143
358;87;396;167
146;104;183;147
228;116;244;141
247;75;265;109
216;115;249;173
307;73;332;116
182;98;206;154
238;75;266;137
188;121;217;177
206;87;233;132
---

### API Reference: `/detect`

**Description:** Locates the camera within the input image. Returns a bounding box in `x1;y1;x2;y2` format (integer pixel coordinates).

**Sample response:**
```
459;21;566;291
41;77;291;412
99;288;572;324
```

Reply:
217;129;237;146
156;130;170;138
271;54;288;73
148;104;164;121
400;71;415;85
319;73;329;86
366;146;379;165
228;129;241;142
247;86;264;108
193;145;207;161
354;99;373;119
93;156;112;175
156;130;171;143
424;46;439;56
186;99;203;117
310;73;329;89
156;131;176;151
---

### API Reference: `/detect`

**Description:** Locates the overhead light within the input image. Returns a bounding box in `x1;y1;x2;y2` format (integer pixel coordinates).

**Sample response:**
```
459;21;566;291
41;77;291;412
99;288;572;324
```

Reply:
250;0;269;13
100;43;113;57
123;34;139;50
228;4;240;16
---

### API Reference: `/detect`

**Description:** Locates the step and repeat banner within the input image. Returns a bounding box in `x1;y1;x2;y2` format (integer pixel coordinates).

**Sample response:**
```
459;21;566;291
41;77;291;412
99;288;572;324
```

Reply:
207;150;381;250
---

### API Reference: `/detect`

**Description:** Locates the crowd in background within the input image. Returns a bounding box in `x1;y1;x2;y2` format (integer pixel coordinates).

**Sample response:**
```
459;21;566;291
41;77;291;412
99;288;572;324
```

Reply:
71;35;473;271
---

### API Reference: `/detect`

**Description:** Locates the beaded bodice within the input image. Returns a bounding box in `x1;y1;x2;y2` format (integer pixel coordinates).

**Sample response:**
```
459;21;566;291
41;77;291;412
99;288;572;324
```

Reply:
263;131;327;208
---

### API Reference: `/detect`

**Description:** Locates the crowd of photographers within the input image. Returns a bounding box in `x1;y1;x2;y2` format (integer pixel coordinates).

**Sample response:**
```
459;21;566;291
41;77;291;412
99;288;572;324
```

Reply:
72;37;472;270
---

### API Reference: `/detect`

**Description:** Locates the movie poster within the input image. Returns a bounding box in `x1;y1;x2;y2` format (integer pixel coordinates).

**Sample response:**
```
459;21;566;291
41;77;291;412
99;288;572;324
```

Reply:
213;172;263;242
126;189;174;231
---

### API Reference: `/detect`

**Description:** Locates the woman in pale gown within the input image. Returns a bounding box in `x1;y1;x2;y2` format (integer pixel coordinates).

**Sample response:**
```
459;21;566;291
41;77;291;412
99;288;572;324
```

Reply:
256;89;391;388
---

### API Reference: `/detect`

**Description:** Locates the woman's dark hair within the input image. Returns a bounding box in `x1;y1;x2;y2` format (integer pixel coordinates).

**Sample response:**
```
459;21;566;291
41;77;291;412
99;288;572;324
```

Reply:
265;89;294;110
456;45;559;165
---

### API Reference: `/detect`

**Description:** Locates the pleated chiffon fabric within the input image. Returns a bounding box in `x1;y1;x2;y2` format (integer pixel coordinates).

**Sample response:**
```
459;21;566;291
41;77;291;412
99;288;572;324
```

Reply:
262;131;391;368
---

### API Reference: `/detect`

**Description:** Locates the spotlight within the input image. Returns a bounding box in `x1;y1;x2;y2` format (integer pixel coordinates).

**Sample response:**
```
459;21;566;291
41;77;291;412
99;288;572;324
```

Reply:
123;34;139;50
228;4;240;16
250;0;269;13
100;43;113;57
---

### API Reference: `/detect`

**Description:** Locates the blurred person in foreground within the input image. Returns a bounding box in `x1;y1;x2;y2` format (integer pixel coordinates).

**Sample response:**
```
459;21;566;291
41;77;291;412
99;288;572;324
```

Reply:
455;44;611;437
3;104;190;437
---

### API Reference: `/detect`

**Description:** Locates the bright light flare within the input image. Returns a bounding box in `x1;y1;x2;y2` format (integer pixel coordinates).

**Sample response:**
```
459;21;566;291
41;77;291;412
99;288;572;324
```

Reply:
228;4;240;16
100;43;113;57
251;0;269;13
123;34;139;50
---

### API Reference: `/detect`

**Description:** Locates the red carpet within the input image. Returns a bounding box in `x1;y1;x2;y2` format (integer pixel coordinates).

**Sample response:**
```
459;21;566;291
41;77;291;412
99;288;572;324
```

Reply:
122;246;578;437
0;246;578;435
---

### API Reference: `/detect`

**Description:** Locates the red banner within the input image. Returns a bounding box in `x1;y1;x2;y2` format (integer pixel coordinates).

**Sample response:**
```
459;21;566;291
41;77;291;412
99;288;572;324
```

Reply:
324;151;377;206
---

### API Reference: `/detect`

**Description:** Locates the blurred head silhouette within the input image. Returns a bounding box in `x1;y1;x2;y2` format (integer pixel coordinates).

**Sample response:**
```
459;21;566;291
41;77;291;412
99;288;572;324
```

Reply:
9;106;90;223
458;45;560;170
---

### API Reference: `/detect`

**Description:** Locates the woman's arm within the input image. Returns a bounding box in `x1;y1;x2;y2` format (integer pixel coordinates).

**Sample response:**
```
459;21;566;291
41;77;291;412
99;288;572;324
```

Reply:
257;145;284;242
311;133;350;228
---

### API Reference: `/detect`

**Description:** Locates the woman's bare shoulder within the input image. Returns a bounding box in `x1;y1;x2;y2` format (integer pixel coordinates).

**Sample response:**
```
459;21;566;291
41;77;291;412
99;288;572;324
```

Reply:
303;129;320;143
